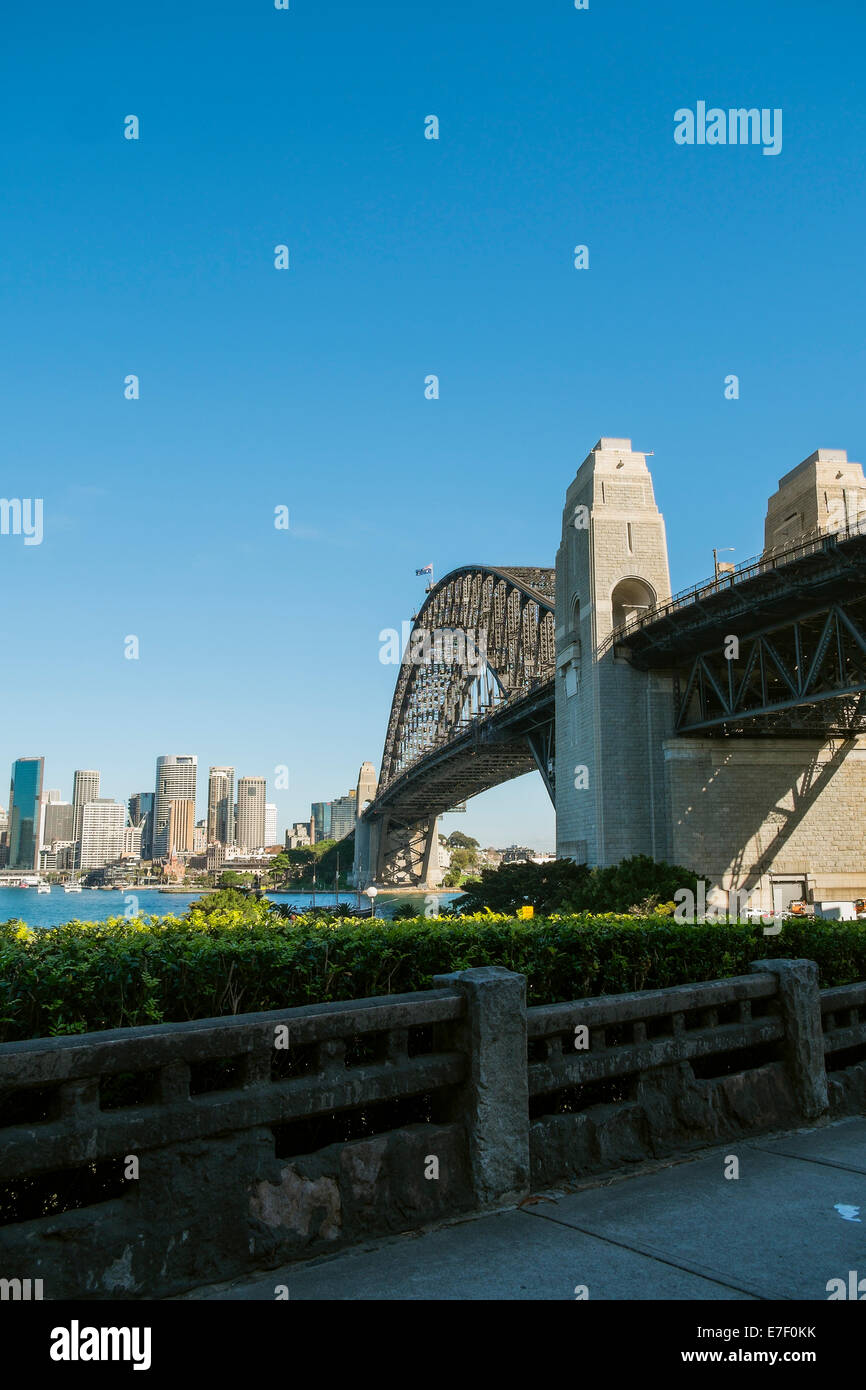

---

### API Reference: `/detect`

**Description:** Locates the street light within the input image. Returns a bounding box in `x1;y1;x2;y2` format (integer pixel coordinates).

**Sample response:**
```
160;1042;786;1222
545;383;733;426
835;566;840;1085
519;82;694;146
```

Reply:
713;547;735;582
365;885;379;918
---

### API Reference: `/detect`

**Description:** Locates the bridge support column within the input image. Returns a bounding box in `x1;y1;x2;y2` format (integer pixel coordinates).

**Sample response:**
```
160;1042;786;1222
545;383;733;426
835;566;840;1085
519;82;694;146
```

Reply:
353;816;372;890
419;817;439;886
368;812;443;890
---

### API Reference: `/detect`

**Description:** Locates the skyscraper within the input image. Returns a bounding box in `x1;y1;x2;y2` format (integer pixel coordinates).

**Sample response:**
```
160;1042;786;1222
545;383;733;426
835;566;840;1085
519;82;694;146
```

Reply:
78;799;126;870
330;790;357;842
128;792;155;860
153;756;197;859
265;803;278;846
43;801;74;845
167;799;195;856
7;757;44;870
207;767;235;846
72;770;100;841
311;801;331;844
236;777;266;853
39;789;62;848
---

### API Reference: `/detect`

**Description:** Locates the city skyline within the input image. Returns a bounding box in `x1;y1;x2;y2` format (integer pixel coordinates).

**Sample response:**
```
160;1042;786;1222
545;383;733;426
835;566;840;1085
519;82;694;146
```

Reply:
1;748;388;858
0;743;533;872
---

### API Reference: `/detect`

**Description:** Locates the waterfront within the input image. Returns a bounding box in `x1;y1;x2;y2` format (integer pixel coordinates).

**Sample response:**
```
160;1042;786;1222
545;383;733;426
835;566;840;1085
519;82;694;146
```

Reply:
0;887;458;929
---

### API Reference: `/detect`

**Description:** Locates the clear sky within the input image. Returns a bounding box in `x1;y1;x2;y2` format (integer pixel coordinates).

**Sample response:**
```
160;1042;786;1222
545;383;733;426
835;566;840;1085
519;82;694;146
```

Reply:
1;1;864;848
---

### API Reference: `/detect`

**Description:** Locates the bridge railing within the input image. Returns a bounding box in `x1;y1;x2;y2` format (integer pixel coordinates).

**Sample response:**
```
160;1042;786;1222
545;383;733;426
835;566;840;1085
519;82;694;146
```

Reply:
3;960;864;1298
0;988;469;1299
821;980;866;1063
527;973;781;1097
605;518;866;652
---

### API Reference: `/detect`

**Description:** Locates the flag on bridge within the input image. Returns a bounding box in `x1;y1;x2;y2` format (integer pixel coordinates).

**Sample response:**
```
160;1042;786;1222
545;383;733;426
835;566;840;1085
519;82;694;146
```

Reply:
415;564;433;575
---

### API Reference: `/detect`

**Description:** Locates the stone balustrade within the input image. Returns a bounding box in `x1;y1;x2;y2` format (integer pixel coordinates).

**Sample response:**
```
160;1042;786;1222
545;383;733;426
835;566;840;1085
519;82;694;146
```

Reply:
1;960;864;1299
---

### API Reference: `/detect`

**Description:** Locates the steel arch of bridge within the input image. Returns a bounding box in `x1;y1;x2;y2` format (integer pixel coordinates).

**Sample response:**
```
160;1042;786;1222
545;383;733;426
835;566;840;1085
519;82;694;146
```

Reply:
377;566;556;796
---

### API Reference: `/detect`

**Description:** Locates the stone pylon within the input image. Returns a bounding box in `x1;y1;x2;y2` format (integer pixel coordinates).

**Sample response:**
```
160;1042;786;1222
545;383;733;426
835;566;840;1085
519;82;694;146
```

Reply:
554;438;674;866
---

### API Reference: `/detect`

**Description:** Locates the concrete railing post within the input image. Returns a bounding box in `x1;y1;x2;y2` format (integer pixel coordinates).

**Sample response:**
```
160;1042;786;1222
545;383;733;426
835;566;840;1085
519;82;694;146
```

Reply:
751;958;829;1119
433;965;530;1206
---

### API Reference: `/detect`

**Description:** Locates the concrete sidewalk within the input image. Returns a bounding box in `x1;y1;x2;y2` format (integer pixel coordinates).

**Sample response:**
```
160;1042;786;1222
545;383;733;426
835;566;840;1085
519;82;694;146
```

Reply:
178;1116;866;1301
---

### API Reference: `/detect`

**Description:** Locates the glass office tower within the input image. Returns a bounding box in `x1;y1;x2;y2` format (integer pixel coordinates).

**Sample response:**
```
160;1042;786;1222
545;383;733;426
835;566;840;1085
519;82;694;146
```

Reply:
8;756;44;869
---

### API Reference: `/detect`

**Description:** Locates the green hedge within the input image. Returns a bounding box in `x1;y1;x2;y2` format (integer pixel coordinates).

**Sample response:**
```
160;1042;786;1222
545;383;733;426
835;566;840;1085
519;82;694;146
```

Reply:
2;907;866;1042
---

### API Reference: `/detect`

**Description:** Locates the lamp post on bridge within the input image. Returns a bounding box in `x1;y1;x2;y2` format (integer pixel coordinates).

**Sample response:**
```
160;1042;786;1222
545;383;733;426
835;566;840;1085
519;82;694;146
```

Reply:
714;547;736;582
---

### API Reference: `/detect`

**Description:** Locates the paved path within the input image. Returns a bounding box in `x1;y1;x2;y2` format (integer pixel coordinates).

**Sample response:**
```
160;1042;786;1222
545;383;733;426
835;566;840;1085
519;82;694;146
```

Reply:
178;1116;866;1300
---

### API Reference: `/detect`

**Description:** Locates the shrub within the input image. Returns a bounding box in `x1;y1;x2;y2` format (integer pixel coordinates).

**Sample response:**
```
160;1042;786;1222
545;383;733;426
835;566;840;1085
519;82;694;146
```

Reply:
2;907;866;1042
187;888;263;918
453;855;700;915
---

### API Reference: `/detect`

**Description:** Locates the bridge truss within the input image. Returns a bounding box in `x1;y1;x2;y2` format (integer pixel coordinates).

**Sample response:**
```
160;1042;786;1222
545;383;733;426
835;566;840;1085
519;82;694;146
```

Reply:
618;526;866;737
675;600;866;735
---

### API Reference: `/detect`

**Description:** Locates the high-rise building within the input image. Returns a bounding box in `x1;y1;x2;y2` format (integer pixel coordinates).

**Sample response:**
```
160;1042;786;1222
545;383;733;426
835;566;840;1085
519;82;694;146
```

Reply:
153;756;197;858
330;790;357;842
79;800;126;870
311;801;331;844
207;767;235;846
355;761;378;819
167;799;195;856
8;757;45;870
120;824;143;859
286;821;312;848
265;803;278;846
193;820;207;852
43;801;74;845
39;789;62;850
236;777;266;852
206;842;225;873
128;792;155;860
72;770;100;841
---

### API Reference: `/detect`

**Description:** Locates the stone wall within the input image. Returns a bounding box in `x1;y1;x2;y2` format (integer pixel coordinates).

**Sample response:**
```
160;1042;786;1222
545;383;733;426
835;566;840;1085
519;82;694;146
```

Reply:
1;963;864;1299
665;737;866;909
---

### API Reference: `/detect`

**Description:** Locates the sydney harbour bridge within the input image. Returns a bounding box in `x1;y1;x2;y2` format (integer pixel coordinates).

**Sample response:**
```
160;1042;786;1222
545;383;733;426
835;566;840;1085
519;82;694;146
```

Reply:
354;440;866;904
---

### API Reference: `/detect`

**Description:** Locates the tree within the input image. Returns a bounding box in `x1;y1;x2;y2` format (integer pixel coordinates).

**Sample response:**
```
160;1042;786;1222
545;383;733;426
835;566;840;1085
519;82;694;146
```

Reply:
316;832;354;888
453;855;700;916
218;870;244;888
285;848;316;881
447;831;479;850
448;847;475;871
268;852;291;887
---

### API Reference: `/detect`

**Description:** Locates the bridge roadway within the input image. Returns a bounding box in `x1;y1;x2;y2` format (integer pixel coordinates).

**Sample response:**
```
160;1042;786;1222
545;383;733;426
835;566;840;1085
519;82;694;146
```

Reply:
616;523;866;669
370;678;555;821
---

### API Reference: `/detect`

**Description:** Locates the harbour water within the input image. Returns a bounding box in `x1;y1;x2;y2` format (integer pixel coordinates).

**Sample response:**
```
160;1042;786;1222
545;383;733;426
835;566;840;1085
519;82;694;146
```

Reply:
0;887;459;930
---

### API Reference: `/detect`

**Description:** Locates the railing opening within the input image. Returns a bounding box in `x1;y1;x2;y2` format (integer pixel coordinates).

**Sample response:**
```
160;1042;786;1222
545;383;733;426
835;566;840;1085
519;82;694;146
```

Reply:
272;1089;455;1158
0;1159;128;1227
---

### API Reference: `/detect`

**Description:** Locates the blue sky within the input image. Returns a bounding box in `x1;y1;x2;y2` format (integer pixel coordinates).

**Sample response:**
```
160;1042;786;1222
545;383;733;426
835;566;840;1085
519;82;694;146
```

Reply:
1;1;864;847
